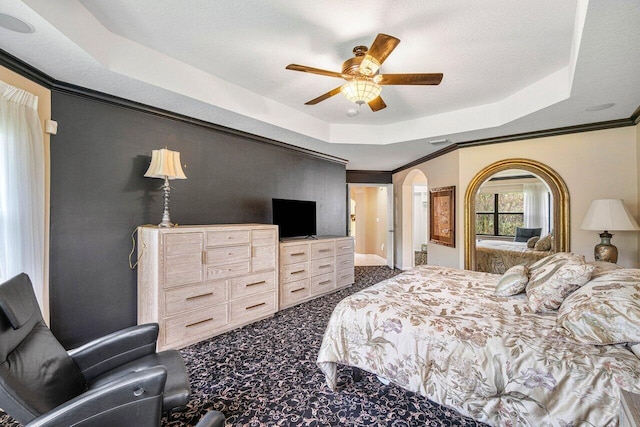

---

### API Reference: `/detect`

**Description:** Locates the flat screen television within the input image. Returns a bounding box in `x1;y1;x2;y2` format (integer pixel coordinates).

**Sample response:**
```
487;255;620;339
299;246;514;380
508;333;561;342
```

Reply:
272;198;316;239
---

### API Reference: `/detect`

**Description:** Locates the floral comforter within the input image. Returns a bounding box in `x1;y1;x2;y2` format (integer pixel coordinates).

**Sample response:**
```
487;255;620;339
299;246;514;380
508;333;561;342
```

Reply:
476;240;551;274
317;266;640;426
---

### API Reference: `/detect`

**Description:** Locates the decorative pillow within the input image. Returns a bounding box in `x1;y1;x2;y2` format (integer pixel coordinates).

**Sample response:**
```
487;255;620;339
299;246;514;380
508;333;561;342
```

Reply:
526;236;540;248
557;269;640;345
495;265;529;297
514;227;542;242
526;262;594;312
534;234;552;251
527;252;586;286
587;261;624;278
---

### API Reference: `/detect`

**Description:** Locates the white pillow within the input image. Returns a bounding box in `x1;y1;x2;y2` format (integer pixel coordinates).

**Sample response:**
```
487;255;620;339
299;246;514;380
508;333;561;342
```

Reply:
495;265;529;297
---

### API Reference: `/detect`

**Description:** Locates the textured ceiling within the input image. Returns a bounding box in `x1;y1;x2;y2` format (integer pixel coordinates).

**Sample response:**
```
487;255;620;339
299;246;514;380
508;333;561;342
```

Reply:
0;0;639;170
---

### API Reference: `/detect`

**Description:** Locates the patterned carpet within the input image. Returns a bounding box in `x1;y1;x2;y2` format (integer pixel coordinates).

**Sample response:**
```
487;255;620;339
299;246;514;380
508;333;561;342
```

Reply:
1;266;487;426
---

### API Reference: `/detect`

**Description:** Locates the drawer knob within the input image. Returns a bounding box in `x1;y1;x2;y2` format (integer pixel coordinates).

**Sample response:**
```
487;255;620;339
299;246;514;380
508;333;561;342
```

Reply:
291;270;305;275
291;287;306;293
291;252;305;256
320;264;331;268
186;292;213;301
186;318;213;328
319;249;331;253
246;302;267;310
319;280;331;285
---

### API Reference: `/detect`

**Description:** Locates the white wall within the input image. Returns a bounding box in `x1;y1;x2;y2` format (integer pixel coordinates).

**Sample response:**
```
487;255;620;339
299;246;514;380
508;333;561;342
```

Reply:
394;150;460;268
393;125;640;269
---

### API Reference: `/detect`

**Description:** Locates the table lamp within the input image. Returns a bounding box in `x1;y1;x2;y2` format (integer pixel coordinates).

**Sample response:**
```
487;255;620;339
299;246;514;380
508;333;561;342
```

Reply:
144;148;187;227
580;199;639;263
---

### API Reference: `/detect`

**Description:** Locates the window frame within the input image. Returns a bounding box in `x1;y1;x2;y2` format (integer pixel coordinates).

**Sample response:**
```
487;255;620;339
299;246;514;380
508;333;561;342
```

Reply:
475;193;524;237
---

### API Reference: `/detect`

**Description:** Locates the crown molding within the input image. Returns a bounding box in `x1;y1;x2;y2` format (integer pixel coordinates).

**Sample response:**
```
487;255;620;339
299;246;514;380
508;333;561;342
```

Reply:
392;143;459;174
392;114;639;174
0;48;55;88
632;105;640;125
0;48;348;165
1;48;637;171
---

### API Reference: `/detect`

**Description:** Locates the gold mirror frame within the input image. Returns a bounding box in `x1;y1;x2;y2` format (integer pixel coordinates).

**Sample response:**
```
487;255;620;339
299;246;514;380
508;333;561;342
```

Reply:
464;158;570;270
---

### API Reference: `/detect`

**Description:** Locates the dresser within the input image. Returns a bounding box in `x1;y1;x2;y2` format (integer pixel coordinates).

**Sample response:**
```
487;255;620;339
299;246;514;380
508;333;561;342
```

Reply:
137;224;278;350
279;236;354;309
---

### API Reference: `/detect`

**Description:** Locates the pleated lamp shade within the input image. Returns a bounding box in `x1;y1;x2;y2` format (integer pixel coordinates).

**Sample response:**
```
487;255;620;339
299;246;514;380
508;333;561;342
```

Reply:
144;148;187;180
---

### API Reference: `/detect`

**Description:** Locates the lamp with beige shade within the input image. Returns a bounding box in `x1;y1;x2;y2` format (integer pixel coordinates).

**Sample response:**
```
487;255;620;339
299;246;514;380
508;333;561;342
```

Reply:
144;148;187;227
581;199;639;263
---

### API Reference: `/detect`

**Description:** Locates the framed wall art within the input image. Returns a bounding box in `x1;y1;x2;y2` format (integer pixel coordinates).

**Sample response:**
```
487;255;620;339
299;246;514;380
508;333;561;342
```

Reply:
429;186;455;247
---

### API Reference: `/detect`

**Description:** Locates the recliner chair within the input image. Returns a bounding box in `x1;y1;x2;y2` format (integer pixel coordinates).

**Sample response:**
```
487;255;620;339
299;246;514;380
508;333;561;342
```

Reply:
0;273;224;427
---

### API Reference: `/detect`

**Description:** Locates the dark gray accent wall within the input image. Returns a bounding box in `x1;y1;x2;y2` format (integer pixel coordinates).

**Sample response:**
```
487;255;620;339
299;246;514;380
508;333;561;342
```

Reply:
50;91;346;348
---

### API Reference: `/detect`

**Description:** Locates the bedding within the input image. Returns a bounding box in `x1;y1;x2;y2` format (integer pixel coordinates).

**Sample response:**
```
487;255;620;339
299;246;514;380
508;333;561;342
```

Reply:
475;239;551;274
317;265;640;426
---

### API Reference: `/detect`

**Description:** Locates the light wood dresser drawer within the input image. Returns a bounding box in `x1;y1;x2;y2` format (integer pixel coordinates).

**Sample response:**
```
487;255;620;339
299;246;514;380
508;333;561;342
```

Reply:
280;278;311;307
206;244;250;264
311;272;335;294
164;304;228;348
281;244;309;264
335;238;354;256
311;257;335;276
206;229;250;246
281;262;310;283
336;253;354;270
164;281;227;316
230;291;277;323
336;270;355;288
206;260;250;280
311;241;334;259
229;271;275;298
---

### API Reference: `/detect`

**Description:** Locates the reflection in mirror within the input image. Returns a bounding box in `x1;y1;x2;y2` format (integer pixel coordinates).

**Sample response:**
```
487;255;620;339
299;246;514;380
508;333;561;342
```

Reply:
474;170;554;273
464;159;569;273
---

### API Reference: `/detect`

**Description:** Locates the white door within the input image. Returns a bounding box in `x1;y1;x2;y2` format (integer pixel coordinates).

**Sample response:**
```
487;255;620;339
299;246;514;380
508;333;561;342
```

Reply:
386;184;394;269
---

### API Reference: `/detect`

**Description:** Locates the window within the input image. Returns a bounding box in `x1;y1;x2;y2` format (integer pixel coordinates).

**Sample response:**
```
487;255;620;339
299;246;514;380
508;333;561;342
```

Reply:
0;80;45;310
475;192;524;236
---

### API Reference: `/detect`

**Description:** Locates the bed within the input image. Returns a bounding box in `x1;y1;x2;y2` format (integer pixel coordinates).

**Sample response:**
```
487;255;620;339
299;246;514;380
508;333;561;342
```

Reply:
317;263;640;426
475;239;551;274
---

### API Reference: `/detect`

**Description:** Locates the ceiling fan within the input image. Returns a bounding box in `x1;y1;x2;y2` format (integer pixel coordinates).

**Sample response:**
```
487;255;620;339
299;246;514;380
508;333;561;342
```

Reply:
286;33;443;112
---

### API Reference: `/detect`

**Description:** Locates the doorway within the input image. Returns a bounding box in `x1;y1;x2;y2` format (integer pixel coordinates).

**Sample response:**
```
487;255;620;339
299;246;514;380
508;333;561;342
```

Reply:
401;170;428;270
348;184;394;268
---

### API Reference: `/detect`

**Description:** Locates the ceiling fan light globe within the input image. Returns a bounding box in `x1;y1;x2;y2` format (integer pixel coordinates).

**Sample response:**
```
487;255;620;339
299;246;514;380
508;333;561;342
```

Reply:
341;80;382;105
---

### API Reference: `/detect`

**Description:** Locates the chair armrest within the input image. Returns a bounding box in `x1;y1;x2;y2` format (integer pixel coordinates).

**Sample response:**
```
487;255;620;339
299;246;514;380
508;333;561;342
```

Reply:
26;366;167;427
68;323;159;381
195;410;226;427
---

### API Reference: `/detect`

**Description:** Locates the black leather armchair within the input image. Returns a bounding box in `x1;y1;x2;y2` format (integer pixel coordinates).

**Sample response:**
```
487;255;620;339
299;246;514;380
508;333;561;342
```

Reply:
0;273;224;427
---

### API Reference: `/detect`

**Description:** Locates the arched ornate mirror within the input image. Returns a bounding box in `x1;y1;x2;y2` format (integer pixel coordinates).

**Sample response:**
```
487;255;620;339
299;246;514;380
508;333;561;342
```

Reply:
464;159;570;272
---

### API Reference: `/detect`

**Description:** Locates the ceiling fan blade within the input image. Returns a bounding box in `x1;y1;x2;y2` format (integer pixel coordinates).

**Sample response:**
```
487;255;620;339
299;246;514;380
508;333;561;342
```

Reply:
286;64;345;79
368;96;387;112
377;73;443;85
305;86;343;105
366;34;400;66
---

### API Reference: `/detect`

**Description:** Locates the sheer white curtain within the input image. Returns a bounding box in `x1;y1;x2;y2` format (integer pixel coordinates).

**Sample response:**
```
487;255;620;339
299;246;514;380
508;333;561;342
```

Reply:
0;80;45;309
523;183;549;233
